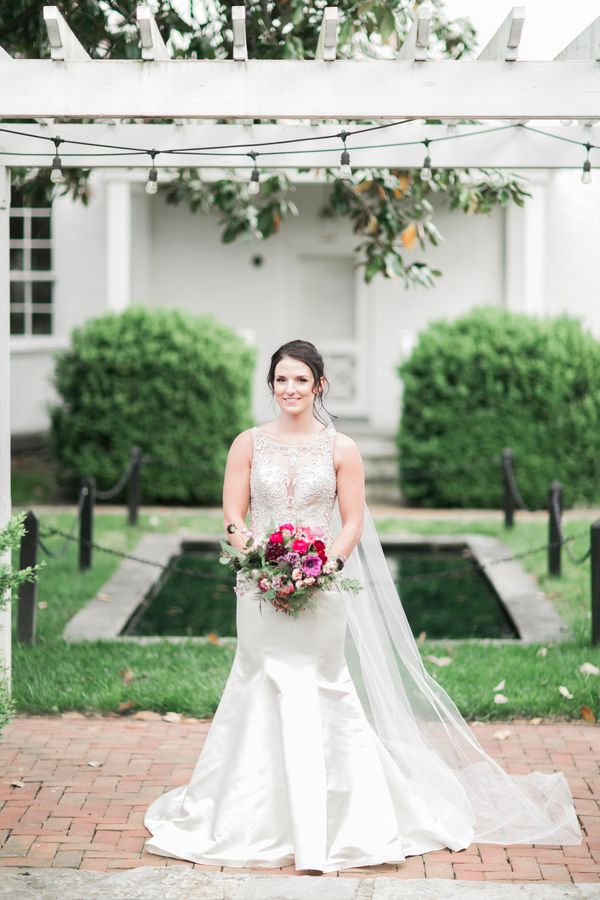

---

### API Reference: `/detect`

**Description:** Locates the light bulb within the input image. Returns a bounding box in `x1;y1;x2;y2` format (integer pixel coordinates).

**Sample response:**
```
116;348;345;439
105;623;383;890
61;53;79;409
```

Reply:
248;169;260;195
145;166;158;195
560;120;573;127
50;155;63;184
339;149;352;180
582;159;592;184
420;154;432;182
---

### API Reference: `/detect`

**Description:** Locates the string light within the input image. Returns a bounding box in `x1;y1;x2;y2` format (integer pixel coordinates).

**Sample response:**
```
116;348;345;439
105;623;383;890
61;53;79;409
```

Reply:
339;130;352;180
145;150;158;194
582;143;592;185
50;137;63;184
420;138;432;182
248;151;260;194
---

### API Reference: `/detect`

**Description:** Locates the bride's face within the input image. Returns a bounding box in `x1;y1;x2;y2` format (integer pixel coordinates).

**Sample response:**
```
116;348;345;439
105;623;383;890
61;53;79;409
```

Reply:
273;356;323;416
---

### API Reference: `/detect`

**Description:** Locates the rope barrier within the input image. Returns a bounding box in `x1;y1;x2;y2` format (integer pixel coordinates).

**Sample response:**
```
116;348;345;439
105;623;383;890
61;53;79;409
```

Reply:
37;523;592;587
95;456;138;500
35;486;88;559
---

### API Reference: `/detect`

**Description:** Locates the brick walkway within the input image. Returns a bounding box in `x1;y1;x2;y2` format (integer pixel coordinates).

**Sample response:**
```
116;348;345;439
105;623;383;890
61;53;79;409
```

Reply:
0;715;598;884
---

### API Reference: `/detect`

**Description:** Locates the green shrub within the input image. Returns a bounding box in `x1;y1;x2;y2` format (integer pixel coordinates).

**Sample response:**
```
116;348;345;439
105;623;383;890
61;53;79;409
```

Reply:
50;307;256;504
397;307;600;508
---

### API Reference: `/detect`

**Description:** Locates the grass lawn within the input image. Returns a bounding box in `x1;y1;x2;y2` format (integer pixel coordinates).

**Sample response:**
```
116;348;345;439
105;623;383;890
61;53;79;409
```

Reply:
10;507;600;722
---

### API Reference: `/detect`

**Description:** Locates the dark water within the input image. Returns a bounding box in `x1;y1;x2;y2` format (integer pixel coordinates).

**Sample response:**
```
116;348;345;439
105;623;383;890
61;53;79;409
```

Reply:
122;544;518;640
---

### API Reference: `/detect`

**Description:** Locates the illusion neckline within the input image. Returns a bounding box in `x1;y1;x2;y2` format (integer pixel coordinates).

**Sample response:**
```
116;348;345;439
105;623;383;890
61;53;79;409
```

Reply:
254;423;332;448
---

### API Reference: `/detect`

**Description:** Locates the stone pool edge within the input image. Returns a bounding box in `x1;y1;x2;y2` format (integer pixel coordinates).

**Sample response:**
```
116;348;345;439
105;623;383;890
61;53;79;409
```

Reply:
62;531;570;645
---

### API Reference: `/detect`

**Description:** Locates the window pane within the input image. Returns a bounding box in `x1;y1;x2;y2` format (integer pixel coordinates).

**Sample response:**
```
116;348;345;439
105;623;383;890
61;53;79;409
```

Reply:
32;312;52;335
10;312;25;335
10;282;25;303
10;248;24;270
32;282;52;304
31;248;51;271
31;216;51;240
9;217;24;240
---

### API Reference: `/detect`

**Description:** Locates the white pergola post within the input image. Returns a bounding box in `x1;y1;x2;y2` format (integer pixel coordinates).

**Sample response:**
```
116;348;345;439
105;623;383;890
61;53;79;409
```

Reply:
0;165;12;693
504;174;549;314
106;180;132;313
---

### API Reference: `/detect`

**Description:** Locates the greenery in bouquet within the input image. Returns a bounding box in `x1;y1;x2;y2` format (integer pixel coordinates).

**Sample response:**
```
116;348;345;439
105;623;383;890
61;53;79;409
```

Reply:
220;522;362;617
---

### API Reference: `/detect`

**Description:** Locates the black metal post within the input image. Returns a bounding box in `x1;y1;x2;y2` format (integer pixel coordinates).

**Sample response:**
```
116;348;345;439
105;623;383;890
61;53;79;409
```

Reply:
502;448;515;529
592;519;600;646
17;510;38;644
548;480;562;578
127;446;143;527
79;477;95;571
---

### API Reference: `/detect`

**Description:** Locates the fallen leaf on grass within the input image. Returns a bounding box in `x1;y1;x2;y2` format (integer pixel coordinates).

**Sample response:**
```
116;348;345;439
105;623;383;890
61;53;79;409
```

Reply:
493;729;512;741
493;679;505;692
162;711;183;723
579;662;600;677
493;694;508;704
559;686;574;700
9;780;25;788
417;631;427;645
87;761;103;768
117;700;137;713
537;647;548;658
206;632;220;645
119;667;136;684
423;655;453;667
581;705;596;723
530;717;543;725
96;593;111;603
38;601;47;609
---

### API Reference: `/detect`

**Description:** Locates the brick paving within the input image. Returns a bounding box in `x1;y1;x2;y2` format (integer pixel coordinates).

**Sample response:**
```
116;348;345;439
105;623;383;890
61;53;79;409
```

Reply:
0;714;598;884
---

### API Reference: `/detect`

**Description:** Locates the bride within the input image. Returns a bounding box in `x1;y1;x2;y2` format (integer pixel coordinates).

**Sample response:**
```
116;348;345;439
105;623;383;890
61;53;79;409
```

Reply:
144;339;582;874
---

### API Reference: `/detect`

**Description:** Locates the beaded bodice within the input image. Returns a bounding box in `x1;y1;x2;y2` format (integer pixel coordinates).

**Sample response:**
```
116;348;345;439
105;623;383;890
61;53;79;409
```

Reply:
249;424;337;543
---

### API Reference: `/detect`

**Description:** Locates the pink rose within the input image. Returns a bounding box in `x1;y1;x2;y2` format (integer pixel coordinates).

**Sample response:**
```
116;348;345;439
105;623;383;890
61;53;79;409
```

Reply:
279;523;294;534
292;567;303;581
278;583;295;596
258;577;271;592
292;539;309;554
269;531;284;544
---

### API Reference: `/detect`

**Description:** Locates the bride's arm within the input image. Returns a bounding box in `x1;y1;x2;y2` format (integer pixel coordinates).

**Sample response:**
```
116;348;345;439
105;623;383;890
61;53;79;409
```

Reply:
329;433;365;561
222;430;253;552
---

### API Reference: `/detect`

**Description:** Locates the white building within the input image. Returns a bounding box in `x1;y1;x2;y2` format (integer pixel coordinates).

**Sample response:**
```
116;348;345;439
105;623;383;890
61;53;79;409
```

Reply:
9;168;600;457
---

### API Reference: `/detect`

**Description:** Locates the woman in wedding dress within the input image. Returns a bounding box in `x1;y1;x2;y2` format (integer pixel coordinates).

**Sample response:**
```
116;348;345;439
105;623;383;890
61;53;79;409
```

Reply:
144;339;582;874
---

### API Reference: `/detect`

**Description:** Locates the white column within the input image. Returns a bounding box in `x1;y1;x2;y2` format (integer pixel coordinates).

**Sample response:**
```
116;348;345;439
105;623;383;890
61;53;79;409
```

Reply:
504;173;549;315
0;166;12;691
106;180;131;312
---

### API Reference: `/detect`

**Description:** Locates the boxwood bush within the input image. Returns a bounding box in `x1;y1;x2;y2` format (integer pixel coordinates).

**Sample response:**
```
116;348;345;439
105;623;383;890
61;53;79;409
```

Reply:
50;307;256;504
397;307;600;508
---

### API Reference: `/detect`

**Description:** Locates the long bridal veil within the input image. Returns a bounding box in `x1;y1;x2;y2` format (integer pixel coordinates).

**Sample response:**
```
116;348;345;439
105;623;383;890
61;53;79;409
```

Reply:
329;423;582;846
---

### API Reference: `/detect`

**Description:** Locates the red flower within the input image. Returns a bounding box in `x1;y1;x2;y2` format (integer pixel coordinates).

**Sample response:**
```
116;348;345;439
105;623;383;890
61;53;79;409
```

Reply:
279;523;294;533
291;539;309;554
318;551;328;563
269;531;284;544
314;540;326;551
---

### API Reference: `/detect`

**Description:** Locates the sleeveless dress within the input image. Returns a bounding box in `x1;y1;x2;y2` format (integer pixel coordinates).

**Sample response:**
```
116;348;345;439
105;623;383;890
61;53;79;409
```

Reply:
143;423;475;872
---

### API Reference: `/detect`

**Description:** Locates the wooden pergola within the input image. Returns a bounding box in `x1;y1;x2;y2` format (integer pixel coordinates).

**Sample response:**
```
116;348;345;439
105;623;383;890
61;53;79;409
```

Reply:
1;3;599;685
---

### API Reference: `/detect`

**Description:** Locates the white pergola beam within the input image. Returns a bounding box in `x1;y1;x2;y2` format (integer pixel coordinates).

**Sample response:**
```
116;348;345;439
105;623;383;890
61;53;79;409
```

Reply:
316;7;338;62
555;15;600;61
136;4;170;62
398;4;431;62
43;6;91;61
1;59;600;119
232;6;248;61
0;46;12;60
0;123;595;169
478;7;525;61
0;165;11;695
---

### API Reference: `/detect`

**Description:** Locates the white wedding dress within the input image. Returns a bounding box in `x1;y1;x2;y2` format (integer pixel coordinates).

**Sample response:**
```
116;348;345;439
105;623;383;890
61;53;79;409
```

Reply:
143;423;582;872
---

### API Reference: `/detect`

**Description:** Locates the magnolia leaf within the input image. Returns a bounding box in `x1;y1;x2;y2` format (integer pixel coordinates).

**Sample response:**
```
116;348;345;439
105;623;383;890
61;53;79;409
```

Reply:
87;760;103;768
163;711;183;723
117;700;136;712
493;693;508;704
537;647;548;658
119;668;135;684
493;679;505;692
417;631;427;644
207;632;220;644
493;729;512;741
424;655;452;667
558;685;574;700
580;705;597;723
530;717;543;725
9;780;25;788
579;662;600;676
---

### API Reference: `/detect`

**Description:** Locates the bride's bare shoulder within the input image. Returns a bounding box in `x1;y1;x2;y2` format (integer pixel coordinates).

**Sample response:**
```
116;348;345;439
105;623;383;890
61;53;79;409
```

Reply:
227;428;254;457
332;429;362;458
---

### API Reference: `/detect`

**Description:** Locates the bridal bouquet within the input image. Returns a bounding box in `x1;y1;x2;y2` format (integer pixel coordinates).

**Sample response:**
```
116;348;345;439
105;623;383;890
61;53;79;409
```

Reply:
220;522;362;617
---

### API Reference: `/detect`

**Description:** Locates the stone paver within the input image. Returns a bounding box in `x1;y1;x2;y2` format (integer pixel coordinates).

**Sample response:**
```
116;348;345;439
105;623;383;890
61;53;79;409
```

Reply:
0;715;598;890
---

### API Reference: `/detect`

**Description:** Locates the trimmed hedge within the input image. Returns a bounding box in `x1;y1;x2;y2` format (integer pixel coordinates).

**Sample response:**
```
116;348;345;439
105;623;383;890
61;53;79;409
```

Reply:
50;307;256;504
397;307;600;509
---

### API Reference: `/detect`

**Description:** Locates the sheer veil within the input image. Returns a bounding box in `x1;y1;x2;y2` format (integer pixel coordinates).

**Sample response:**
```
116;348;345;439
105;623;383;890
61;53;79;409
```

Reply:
329;418;582;846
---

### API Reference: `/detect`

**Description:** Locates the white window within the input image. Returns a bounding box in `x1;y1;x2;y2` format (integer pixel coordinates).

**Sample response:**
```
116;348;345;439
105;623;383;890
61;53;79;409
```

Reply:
9;186;54;336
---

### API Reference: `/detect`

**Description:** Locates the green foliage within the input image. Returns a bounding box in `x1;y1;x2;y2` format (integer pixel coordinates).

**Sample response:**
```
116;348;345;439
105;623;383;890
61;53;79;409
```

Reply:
0;512;42;607
50;307;256;504
1;1;531;287
397;308;600;508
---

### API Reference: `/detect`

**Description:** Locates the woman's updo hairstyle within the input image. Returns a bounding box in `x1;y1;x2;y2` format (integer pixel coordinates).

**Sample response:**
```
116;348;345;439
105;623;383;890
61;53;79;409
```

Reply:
267;339;337;425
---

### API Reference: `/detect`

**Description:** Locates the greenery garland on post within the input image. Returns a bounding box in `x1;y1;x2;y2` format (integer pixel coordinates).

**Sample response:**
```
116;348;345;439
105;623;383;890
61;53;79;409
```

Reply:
3;0;530;288
0;513;43;730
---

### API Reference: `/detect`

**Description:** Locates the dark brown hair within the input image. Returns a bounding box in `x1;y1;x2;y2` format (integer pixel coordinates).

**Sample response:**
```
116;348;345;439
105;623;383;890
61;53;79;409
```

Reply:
267;340;337;425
